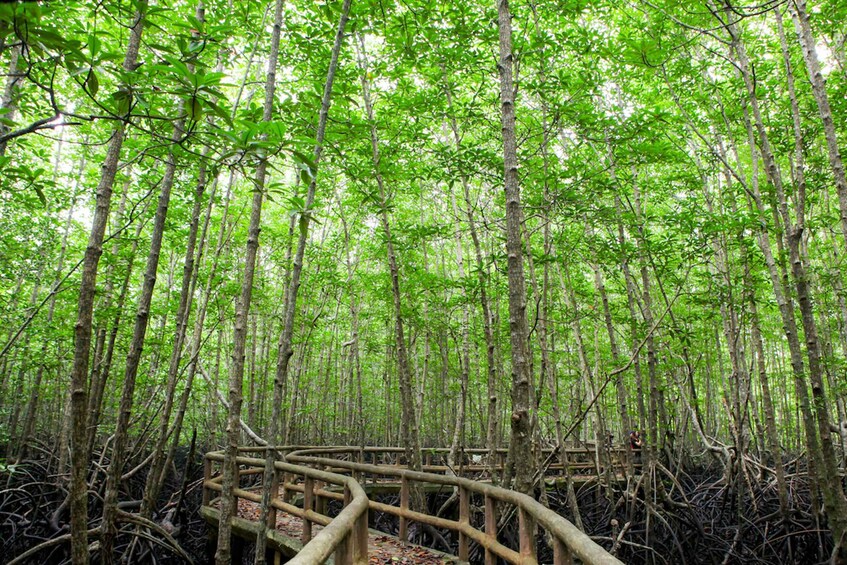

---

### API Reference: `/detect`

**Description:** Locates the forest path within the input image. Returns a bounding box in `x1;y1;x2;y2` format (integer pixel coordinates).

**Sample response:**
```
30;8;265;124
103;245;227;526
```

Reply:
200;493;463;564
235;495;464;564
202;447;626;564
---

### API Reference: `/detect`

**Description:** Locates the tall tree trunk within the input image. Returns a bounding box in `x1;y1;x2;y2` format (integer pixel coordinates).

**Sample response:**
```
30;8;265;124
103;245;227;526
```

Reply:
100;65;188;561
255;2;350;557
632;177;660;462
67;5;145;562
164;163;225;478
719;6;847;553
86;187;151;458
789;0;847;255
215;0;283;559
447;181;470;470
337;195;365;448
612;188;647;433
496;0;533;495
442;72;499;475
355;30;422;474
141;7;209;519
600;140;635;471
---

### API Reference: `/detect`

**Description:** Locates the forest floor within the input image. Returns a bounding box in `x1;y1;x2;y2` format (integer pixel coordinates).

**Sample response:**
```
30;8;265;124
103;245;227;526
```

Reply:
233;496;461;564
0;448;837;564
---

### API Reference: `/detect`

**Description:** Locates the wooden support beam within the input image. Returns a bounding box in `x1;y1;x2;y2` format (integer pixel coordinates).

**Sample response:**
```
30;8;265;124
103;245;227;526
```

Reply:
399;476;409;542
484;494;496;565
458;486;470;561
519;507;537;564
302;477;314;544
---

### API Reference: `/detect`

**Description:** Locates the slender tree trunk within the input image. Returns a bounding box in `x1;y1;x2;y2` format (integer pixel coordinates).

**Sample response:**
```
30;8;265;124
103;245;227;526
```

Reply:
171;33;254;464
86;190;151;458
720;7;847;552
142;123;208;521
447;182;470;470
254;2;350;559
442;73;499;474
68;6;145;562
789;0;847;255
163;162;218;491
140;8;209;517
495;0;533;495
100;72;188;561
744;240;790;517
591;253;633;474
215;0;283;558
337;197;365;448
612;190;647;434
632;177;660;462
355;29;422;474
0;44;21;156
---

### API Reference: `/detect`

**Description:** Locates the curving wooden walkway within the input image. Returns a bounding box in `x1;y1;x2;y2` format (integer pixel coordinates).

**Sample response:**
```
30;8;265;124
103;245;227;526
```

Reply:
200;493;463;563
202;446;628;565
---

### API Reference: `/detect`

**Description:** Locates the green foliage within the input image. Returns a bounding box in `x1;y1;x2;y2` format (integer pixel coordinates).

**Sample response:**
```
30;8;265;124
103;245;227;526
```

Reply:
2;0;847;462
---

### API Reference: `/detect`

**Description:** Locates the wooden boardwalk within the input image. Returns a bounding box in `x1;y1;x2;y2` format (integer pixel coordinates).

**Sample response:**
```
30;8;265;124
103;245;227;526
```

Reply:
202;494;465;563
202;446;628;565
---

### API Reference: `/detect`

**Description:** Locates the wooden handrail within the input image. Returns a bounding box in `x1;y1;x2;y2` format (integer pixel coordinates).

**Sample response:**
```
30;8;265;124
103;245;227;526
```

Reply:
287;448;624;565
203;450;369;564
203;446;624;565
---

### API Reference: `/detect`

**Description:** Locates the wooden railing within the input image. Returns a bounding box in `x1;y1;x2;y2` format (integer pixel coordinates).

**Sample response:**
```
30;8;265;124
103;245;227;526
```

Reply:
203;448;369;564
288;447;624;565
286;445;630;480
203;445;625;565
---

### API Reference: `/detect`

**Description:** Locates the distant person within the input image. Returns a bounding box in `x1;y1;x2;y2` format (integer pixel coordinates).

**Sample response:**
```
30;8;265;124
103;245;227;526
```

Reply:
629;430;643;463
606;432;614;449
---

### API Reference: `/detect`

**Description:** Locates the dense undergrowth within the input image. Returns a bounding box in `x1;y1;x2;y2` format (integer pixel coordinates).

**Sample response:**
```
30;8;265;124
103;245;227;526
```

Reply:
0;444;836;564
0;441;207;564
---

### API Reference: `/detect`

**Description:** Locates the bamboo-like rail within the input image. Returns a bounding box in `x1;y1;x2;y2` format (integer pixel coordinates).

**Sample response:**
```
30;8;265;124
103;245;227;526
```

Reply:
203;445;626;565
203;450;369;564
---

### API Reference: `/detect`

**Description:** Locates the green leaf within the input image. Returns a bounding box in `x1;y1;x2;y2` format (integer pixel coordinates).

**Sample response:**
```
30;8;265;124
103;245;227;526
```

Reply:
188;96;203;121
291;150;317;175
300;169;312;186
88;32;101;60
34;185;46;206
161;54;192;79
85;69;99;98
288;196;306;212
112;88;132;115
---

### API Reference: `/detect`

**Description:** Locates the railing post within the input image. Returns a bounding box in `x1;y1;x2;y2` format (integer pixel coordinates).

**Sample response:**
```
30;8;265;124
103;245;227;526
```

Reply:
234;464;241;511
334;534;351;565
484;494;496;565
331;485;353;565
202;456;212;506
302;476;314;544
553;536;573;565
283;471;295;504
399;476;409;542
518;507;537;562
267;464;279;529
316;471;327;516
458;486;469;561
354;505;369;564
